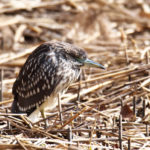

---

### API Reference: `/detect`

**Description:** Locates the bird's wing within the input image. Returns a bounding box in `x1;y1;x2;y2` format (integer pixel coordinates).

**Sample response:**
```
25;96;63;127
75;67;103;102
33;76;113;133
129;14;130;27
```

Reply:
12;43;62;115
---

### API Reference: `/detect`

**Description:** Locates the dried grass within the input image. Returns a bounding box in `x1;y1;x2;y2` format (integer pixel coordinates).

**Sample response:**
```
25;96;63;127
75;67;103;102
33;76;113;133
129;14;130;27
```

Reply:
0;0;150;149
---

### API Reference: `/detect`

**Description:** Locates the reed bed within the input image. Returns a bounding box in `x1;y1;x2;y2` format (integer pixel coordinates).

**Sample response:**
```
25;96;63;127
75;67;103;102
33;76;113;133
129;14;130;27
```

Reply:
0;0;150;149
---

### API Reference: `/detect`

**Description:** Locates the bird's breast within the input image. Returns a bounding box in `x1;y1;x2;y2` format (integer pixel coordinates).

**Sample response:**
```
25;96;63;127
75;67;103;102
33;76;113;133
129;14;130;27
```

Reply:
54;66;80;94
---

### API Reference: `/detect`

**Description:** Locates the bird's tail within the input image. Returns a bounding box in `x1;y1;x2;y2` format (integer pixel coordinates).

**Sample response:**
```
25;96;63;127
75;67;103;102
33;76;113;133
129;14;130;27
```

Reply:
11;95;36;116
11;96;20;113
11;94;24;114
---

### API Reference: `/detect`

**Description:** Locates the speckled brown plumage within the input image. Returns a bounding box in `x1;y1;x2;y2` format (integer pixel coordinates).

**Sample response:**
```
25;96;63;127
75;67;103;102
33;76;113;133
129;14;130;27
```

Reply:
11;41;105;123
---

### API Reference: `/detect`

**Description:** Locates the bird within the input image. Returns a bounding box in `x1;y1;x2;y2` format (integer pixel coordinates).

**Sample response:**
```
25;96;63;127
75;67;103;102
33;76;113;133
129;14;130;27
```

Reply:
11;41;105;123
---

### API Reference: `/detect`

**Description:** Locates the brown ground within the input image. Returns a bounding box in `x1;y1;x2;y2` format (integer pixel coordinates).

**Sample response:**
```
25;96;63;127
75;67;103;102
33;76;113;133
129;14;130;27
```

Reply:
0;0;150;149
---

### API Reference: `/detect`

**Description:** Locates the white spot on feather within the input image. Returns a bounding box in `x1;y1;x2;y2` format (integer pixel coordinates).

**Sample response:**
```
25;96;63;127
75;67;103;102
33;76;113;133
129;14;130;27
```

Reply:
37;88;40;93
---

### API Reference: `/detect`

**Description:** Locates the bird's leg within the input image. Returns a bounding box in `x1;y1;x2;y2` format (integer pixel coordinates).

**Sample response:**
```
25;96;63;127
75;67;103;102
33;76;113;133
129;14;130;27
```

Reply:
58;93;63;124
40;109;48;128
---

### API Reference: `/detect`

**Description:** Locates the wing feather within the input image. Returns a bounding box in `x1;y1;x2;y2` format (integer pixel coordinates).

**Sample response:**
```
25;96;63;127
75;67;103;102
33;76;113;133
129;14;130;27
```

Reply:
12;43;60;115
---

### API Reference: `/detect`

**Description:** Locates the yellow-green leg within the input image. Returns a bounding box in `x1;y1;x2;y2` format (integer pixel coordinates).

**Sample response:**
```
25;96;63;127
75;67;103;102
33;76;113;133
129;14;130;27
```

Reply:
40;109;48;128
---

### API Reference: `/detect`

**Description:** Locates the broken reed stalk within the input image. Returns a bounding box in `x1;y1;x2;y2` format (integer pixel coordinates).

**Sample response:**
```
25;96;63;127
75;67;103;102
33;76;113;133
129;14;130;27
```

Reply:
15;136;28;150
146;124;149;137
133;96;136;116
77;74;81;105
60;106;89;129
143;99;146;118
68;126;72;147
120;28;131;81
0;69;3;102
128;138;131;150
119;115;123;150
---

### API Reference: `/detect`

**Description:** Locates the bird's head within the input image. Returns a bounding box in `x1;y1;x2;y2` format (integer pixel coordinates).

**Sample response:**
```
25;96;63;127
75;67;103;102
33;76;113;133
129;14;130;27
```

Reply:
64;43;105;70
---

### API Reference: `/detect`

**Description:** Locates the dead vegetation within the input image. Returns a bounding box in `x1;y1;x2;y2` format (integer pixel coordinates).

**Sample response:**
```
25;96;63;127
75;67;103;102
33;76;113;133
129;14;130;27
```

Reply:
0;0;150;149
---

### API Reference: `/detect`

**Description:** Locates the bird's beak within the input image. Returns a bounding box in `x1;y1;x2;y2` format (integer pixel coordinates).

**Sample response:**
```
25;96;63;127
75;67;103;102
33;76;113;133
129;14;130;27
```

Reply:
84;58;105;69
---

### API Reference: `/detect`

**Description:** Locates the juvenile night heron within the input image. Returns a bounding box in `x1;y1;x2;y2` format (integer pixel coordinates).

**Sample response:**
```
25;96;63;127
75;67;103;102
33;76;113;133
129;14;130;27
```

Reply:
11;41;105;123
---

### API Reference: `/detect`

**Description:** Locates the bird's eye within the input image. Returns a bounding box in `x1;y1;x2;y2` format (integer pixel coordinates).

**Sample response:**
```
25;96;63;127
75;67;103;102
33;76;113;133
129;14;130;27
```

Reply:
75;57;84;63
